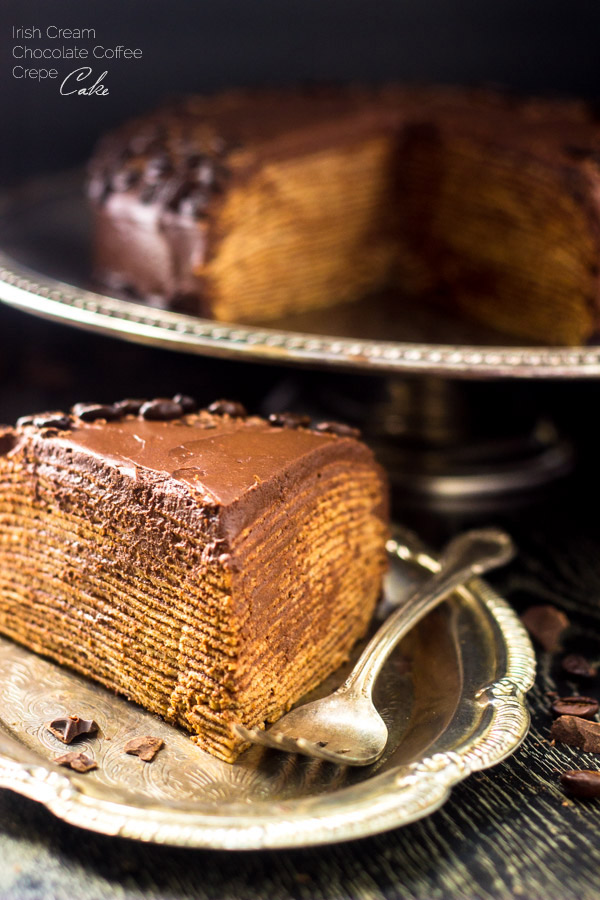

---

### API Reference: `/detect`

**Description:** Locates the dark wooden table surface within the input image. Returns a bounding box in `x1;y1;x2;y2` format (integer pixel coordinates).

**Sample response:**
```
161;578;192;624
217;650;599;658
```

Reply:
1;305;600;900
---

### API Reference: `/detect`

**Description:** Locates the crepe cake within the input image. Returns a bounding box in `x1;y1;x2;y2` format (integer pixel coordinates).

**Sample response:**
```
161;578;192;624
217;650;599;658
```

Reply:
0;397;388;762
89;85;600;344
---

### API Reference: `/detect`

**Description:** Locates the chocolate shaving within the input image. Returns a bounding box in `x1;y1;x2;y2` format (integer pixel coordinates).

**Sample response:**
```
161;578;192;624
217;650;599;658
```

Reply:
55;751;98;773
550;715;600;752
520;605;569;652
551;696;599;719
124;736;164;761
46;715;98;744
561;654;598;678
560;769;600;799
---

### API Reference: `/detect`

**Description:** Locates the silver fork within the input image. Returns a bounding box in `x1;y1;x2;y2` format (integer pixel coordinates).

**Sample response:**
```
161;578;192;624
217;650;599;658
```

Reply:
232;528;514;766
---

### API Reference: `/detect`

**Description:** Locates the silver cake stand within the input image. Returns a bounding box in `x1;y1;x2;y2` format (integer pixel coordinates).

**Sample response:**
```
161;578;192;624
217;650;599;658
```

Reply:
0;171;587;504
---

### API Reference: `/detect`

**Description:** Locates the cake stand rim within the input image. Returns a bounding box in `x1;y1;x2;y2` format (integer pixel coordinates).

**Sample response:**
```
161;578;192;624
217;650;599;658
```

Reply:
1;248;598;379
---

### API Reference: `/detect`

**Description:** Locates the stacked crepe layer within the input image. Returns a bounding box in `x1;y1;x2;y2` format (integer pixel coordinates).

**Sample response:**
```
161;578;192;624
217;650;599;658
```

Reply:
173;465;388;759
0;411;388;762
90;86;600;344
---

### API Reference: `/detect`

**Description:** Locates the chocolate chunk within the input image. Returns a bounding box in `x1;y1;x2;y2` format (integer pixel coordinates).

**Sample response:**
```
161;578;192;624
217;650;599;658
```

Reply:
114;398;147;416
520;605;570;652
32;413;71;430
139;399;183;421
172;393;198;413
314;421;362;439
207;399;247;418
55;751;98;773
562;654;598;678
551;696;599;719
46;715;98;744
268;412;311;429
550;715;600;752
124;735;164;761
71;403;121;423
560;769;600;799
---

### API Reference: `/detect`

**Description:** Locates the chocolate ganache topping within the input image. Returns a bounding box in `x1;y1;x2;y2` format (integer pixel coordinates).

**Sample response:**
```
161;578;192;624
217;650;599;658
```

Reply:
6;396;373;516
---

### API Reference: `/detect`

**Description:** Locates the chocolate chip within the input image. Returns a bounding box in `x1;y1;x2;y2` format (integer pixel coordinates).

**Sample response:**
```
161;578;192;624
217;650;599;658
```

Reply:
139;399;183;421
314;421;362;439
176;186;211;219
144;154;173;182
268;412;311;429
551;696;599;719
87;174;110;203
209;135;230;155
563;146;600;167
55;751;98;773
0;432;16;456
550;715;600;752
186;152;207;169
31;413;71;430
124;736;164;761
110;167;140;193
46;715;98;744
564;145;593;160
128;128;164;156
139;184;159;205
562;654;598;678
560;769;600;799
190;159;217;186
114;398;147;416
207;399;247;418
172;394;197;413
71;403;121;423
520;605;570;653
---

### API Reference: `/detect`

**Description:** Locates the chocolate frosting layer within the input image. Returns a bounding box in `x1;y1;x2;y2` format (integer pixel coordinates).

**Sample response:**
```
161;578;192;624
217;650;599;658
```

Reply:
6;408;385;537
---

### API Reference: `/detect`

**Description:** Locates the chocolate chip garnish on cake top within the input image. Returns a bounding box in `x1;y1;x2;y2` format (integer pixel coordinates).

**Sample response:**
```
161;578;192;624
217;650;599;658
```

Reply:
71;403;122;423
268;412;311;429
16;412;72;430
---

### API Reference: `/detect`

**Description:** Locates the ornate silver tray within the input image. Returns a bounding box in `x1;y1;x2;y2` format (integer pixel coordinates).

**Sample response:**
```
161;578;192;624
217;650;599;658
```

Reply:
0;530;535;850
0;170;598;379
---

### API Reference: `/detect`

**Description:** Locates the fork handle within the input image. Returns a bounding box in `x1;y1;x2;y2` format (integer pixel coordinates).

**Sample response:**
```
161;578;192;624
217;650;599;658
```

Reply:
339;528;515;699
